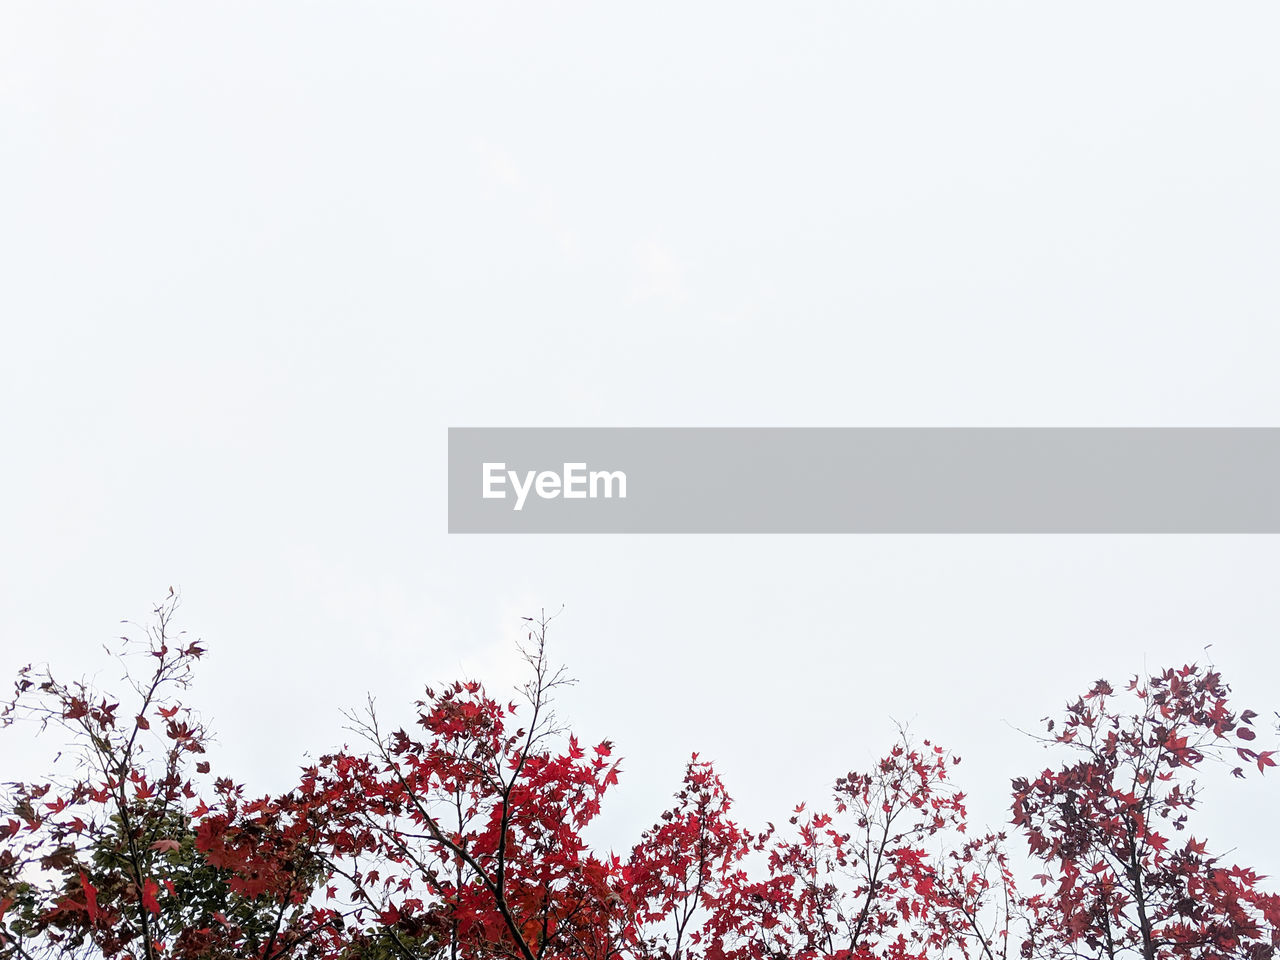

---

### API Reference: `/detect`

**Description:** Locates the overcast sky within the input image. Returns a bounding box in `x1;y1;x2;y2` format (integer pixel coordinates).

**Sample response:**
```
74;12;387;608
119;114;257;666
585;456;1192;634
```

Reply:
3;1;1280;879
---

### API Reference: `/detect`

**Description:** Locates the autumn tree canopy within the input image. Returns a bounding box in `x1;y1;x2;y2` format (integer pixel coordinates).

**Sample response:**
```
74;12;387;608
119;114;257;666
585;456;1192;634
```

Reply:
1;595;1276;960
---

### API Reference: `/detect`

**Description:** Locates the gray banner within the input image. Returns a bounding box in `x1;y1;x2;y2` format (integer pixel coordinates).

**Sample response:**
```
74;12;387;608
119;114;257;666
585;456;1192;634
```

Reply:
448;428;1280;533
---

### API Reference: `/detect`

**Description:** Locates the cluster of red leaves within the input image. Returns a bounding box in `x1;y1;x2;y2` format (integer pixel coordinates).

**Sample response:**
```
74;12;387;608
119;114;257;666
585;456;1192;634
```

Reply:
288;651;630;959
687;740;1025;960
1012;666;1280;960
2;599;1277;960
0;595;343;960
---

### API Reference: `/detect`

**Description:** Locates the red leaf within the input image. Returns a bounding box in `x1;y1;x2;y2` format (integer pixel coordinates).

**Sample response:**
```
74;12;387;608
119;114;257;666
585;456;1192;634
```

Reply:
142;878;161;915
80;873;99;923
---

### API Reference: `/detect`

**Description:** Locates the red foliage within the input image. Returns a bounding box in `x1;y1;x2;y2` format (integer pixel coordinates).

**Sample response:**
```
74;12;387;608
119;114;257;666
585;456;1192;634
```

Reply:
2;599;1276;960
1012;666;1280;960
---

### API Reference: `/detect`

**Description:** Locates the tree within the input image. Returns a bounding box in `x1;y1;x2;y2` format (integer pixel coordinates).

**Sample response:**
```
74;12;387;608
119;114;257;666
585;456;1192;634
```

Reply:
622;757;752;960
0;593;344;960
3;598;1278;960
1011;665;1280;960
292;612;629;960
701;735;1026;960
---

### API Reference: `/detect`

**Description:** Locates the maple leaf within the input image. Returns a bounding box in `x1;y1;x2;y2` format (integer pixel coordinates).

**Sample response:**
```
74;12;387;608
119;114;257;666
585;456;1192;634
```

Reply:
80;872;99;923
141;878;161;915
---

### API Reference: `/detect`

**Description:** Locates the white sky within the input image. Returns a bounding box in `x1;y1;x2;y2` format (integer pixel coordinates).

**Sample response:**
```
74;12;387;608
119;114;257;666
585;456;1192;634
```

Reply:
3;1;1280;884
